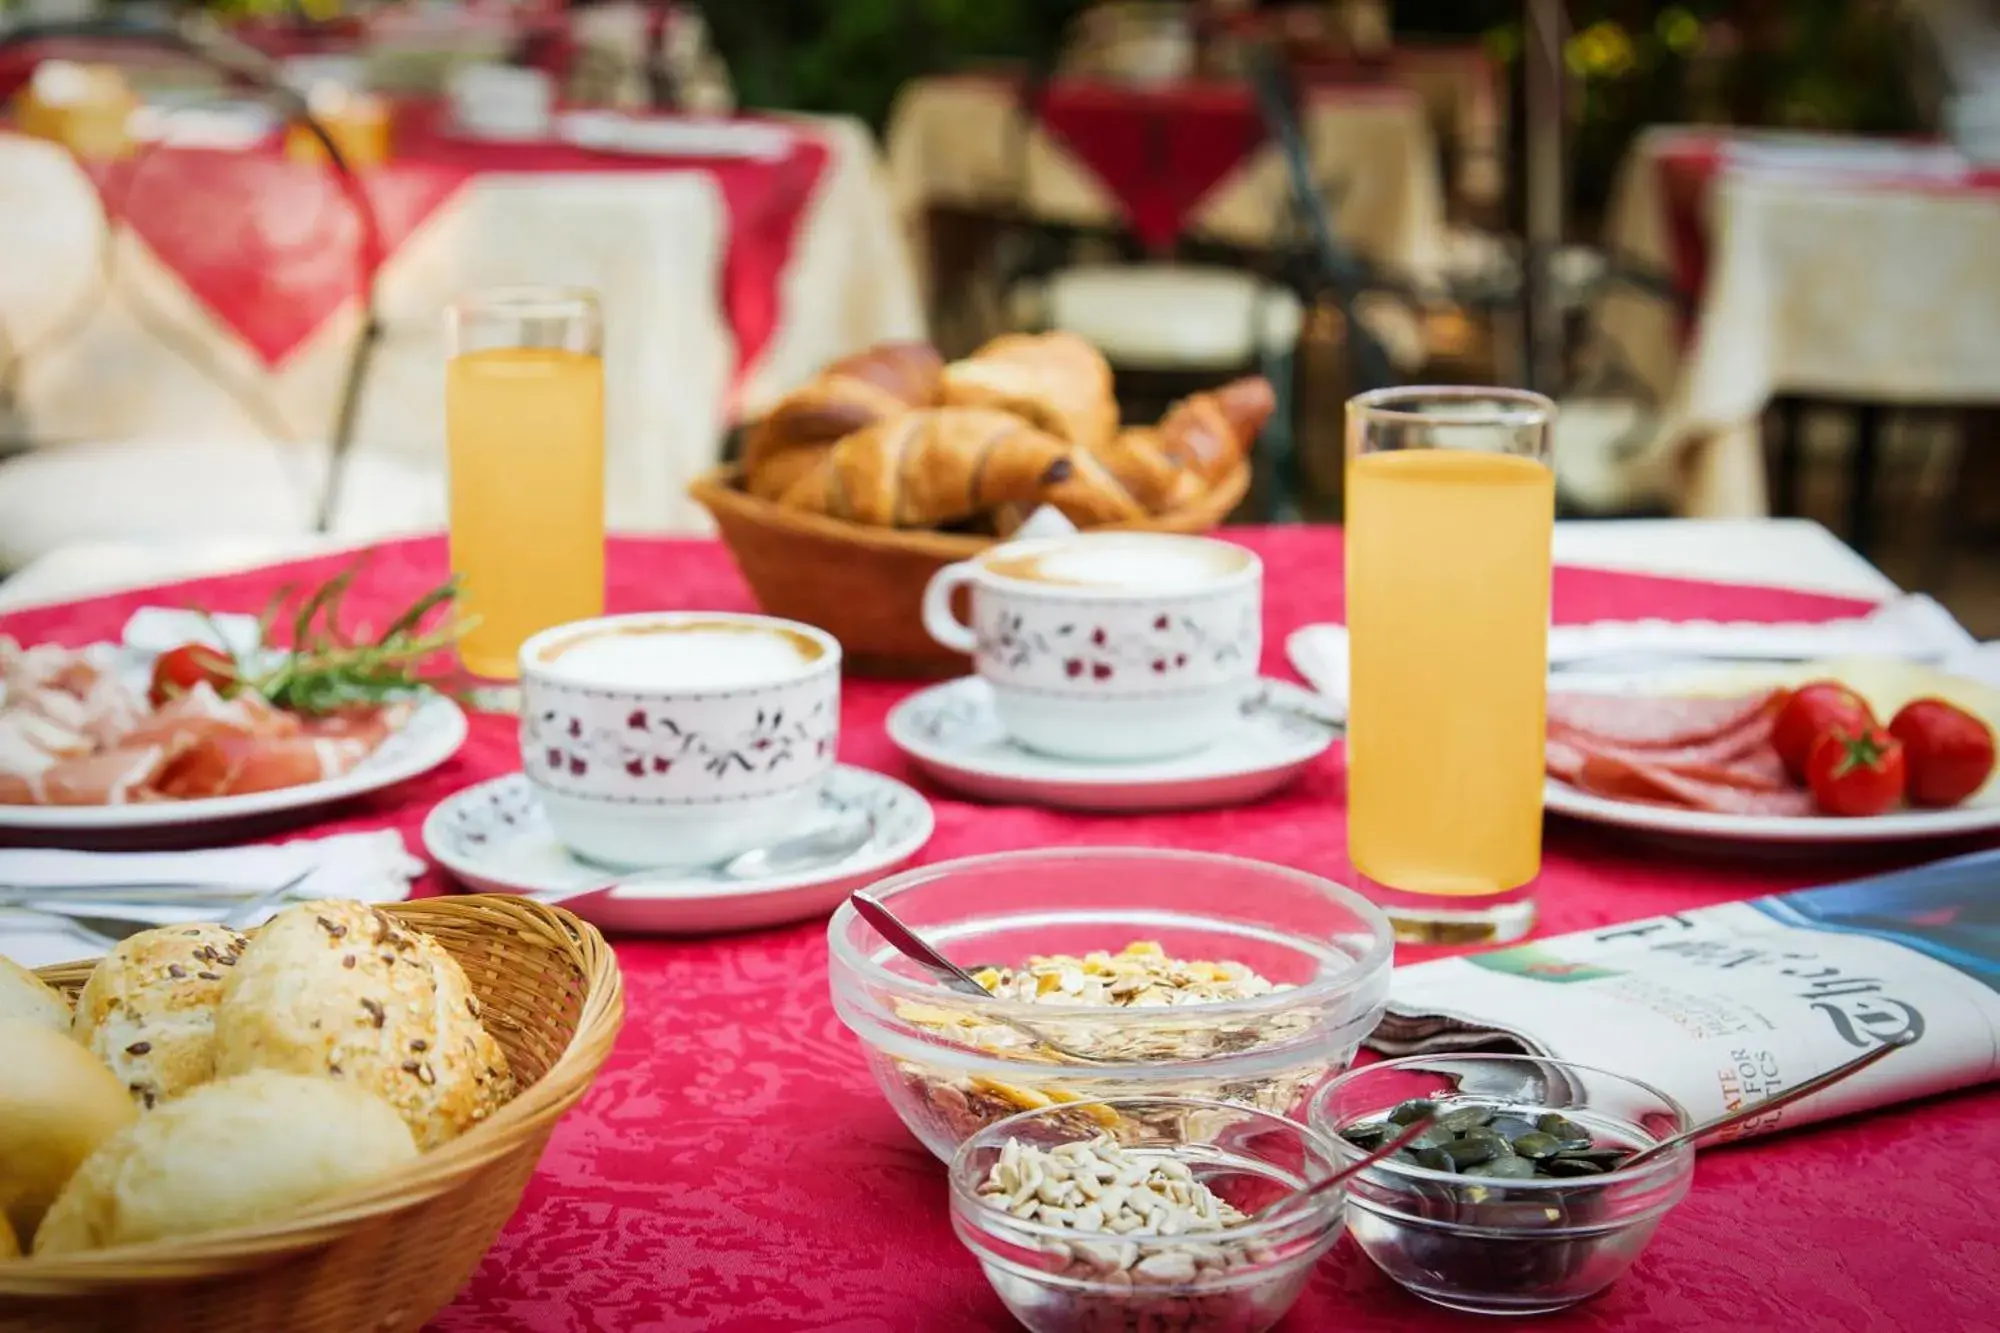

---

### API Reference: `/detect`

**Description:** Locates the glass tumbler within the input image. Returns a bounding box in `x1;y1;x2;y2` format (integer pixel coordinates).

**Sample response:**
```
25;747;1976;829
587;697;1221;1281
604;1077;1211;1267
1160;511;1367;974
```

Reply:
1343;387;1556;944
445;286;606;681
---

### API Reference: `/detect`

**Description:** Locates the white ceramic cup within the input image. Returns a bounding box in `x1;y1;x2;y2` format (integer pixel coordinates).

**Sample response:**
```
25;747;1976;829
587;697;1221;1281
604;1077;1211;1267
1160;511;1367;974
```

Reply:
518;612;841;869
921;532;1262;761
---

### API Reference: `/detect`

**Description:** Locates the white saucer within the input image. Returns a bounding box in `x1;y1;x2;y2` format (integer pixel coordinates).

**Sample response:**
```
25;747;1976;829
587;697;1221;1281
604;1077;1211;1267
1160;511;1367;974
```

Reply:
422;765;934;934
886;677;1335;812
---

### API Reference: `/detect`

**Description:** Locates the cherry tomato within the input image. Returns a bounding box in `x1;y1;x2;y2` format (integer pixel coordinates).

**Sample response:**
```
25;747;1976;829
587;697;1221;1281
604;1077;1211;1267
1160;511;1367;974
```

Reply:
1772;682;1876;783
1805;726;1906;818
1888;698;1996;808
148;643;237;707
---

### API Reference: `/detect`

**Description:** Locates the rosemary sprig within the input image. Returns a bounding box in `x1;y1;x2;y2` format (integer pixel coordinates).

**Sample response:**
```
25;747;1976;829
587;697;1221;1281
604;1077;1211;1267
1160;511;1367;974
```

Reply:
192;556;478;715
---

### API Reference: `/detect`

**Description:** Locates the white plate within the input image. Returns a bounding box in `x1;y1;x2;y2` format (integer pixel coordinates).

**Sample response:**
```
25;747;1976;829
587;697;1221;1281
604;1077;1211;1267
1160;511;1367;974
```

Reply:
554;111;793;161
886;677;1335;812
1543;663;2000;845
0;694;468;847
422;765;935;934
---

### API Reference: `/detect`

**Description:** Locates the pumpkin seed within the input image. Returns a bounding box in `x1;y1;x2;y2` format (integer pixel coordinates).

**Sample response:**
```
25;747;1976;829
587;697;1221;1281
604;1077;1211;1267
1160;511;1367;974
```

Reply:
1341;1122;1392;1149
1509;1132;1564;1160
1463;1155;1537;1180
1486;1114;1541;1143
1535;1113;1593;1150
1441;1131;1507;1168
1438;1104;1496;1134
1541;1156;1609;1177
1388;1098;1438;1126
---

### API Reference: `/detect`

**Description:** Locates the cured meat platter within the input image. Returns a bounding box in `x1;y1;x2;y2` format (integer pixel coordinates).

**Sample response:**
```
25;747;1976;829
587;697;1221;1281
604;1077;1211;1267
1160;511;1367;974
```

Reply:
1542;657;2000;844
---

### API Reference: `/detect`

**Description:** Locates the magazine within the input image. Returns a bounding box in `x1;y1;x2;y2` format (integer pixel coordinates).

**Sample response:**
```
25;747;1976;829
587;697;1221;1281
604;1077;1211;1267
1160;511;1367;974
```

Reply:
1371;847;2000;1141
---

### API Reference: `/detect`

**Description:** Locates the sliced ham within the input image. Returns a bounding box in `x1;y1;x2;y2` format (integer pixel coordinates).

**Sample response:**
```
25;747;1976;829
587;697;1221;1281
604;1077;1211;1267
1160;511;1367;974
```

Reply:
0;743;183;805
1546;689;1785;751
1548;723;1791;794
119;682;301;748
155;733;376;799
1575;754;1817;817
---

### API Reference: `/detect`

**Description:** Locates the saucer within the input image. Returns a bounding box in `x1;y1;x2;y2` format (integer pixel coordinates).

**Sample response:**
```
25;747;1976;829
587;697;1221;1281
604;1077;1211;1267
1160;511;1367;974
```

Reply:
885;677;1336;812
422;765;934;934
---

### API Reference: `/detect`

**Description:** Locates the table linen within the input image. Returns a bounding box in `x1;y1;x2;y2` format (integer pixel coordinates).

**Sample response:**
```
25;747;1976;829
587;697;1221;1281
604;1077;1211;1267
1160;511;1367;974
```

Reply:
2;527;1995;1331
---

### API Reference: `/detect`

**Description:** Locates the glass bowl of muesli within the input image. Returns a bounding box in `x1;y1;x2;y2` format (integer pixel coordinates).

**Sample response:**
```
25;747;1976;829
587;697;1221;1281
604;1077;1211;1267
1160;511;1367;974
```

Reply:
828;848;1393;1161
948;1096;1344;1333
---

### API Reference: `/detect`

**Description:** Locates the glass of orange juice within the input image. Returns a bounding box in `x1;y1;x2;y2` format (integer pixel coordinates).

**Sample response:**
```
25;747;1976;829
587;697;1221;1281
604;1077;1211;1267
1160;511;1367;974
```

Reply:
445;287;606;681
1344;387;1556;944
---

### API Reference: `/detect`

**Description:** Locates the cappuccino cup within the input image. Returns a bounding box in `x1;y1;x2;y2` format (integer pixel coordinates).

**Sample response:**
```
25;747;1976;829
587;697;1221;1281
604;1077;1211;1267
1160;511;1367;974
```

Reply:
519;612;840;868
921;532;1261;761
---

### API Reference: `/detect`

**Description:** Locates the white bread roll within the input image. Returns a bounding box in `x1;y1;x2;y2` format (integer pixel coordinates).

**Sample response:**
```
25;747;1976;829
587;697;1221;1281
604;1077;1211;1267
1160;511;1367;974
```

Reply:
0;1018;138;1245
215;901;513;1149
73;923;248;1109
0;954;69;1034
33;1071;417;1254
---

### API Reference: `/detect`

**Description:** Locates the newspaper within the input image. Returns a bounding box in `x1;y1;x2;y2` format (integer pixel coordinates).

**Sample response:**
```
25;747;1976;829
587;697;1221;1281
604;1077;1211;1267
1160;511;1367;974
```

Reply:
1371;847;2000;1142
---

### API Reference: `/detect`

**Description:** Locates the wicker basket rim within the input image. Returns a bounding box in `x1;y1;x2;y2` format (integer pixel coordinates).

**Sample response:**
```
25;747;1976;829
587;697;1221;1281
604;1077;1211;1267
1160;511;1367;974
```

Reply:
3;895;624;1285
687;460;1253;554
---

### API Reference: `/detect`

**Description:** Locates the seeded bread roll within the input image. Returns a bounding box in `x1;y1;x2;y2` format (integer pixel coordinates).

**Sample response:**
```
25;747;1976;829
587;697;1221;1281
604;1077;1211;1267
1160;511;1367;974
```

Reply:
0;954;70;1034
73;923;248;1109
214;900;513;1148
33;1071;417;1254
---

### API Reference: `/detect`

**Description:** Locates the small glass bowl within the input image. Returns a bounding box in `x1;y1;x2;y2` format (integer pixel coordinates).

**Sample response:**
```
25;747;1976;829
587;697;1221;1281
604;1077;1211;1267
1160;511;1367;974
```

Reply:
828;848;1395;1161
949;1096;1344;1333
1308;1055;1696;1316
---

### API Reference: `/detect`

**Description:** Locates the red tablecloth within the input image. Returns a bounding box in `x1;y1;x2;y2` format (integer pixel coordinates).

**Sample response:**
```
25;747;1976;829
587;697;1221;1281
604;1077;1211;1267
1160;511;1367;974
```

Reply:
3;528;1996;1333
67;101;828;382
1033;78;1269;252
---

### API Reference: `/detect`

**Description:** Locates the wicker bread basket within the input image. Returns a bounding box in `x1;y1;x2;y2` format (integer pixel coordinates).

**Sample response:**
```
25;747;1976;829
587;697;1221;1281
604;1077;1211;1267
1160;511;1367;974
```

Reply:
2;895;624;1333
689;461;1252;677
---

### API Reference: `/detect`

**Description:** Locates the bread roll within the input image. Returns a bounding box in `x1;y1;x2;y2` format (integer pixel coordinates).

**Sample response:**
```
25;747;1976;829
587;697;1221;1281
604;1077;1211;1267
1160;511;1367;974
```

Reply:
214;901;513;1148
0;1211;17;1260
73;923;248;1109
0;954;69;1034
0;1018;138;1245
33;1071;417;1254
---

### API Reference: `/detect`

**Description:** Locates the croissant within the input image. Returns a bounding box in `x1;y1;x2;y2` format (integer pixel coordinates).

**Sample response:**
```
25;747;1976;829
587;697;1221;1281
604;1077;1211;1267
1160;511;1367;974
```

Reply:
777;408;1080;529
1092;428;1204;515
940;332;1118;453
1155;376;1275;484
743;341;944;501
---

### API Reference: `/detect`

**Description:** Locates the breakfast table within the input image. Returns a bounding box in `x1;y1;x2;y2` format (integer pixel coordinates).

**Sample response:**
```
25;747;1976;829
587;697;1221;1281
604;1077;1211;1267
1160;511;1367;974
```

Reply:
0;518;1995;1332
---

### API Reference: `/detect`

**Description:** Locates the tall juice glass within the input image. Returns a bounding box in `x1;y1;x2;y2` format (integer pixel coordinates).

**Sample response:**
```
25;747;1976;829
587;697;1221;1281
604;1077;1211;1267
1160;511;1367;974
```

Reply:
445;287;606;681
1344;387;1555;944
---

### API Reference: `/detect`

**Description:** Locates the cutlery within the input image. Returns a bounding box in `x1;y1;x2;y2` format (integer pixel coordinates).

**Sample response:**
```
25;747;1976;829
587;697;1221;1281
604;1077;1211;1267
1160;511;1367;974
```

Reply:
5;870;318;946
1247;1115;1441;1223
849;889;1116;1067
544;809;878;906
1619;1028;1917;1170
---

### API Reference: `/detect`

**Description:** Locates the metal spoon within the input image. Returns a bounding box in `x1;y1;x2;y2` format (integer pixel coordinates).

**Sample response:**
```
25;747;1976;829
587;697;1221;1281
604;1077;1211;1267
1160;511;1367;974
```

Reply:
848;889;1115;1067
1246;1115;1442;1224
538;810;877;910
1619;1028;1918;1170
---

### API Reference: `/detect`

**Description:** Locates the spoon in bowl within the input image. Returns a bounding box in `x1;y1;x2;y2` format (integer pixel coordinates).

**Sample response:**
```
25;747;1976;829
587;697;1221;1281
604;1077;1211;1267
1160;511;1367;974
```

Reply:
1618;1027;1918;1170
1244;1114;1443;1224
849;889;1116;1067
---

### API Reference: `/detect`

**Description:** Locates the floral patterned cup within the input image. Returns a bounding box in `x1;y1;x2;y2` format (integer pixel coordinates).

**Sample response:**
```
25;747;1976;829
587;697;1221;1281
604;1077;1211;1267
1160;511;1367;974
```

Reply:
518;612;841;868
921;533;1262;761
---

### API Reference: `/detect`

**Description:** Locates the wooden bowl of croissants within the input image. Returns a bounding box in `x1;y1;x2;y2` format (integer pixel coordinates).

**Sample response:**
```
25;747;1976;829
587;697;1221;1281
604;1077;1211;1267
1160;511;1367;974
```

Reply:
689;332;1271;676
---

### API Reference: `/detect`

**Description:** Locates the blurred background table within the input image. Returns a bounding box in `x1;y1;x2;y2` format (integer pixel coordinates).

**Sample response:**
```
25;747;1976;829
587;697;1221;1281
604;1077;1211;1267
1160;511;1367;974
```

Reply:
1577;129;2000;528
0;98;919;559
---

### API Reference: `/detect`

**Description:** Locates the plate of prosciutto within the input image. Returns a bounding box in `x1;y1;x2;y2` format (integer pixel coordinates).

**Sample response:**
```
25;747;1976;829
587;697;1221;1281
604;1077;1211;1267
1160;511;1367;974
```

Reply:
0;575;469;843
1543;656;2000;843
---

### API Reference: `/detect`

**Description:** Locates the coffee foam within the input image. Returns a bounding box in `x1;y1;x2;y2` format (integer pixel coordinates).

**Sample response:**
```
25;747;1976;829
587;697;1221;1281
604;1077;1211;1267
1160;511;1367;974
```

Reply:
540;622;819;690
986;536;1248;590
